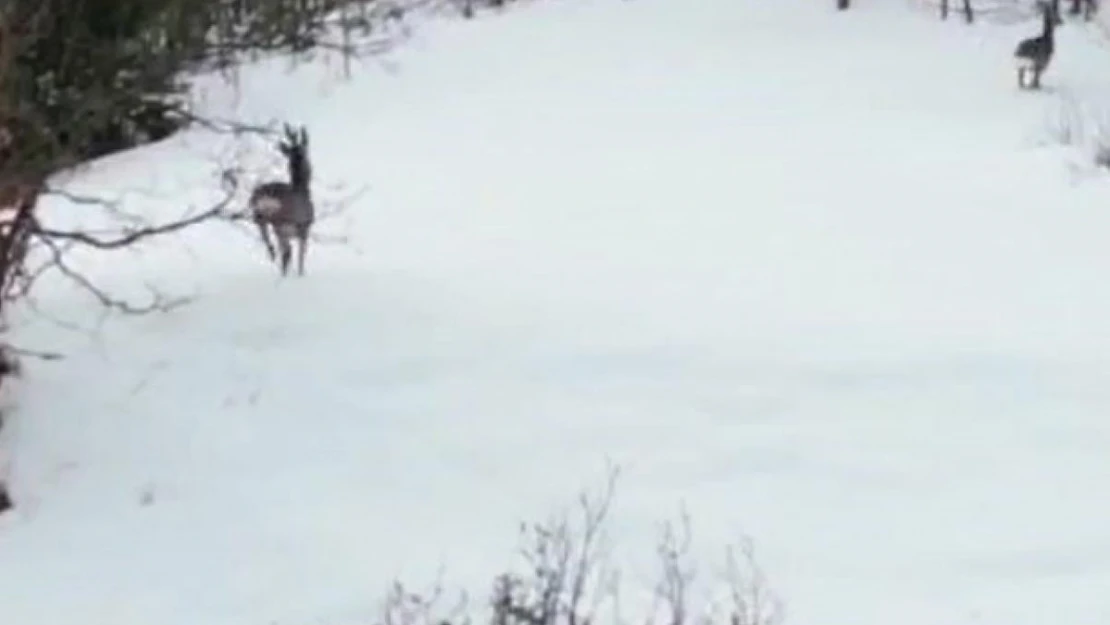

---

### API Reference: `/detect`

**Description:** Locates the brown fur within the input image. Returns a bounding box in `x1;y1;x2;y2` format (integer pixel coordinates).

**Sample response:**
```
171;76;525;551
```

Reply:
249;124;315;276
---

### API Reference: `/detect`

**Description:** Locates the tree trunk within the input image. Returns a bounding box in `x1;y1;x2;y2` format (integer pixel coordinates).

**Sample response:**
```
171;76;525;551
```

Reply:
1071;0;1097;19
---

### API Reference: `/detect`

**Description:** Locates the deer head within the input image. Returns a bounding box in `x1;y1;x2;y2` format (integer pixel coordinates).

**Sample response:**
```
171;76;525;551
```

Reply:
277;123;311;189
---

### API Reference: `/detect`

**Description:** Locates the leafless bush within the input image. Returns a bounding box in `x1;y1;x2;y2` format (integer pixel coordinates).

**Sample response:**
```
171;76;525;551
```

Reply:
0;0;533;362
378;572;473;625
374;470;784;625
489;468;620;625
646;512;784;625
1040;89;1110;171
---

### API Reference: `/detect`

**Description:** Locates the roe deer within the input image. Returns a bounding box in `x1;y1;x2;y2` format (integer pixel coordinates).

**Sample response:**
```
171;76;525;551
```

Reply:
1015;1;1060;90
249;124;315;276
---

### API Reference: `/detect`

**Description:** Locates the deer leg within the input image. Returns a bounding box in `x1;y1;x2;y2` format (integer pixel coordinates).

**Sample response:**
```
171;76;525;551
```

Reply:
295;225;310;276
278;241;292;276
279;241;292;276
276;225;295;276
255;218;276;261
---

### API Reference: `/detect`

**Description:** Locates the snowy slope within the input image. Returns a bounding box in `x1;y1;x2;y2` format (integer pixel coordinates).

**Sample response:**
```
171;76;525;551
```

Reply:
3;0;1110;624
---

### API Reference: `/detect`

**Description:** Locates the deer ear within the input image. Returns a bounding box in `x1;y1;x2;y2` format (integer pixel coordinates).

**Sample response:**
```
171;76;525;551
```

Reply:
283;123;298;143
300;126;309;149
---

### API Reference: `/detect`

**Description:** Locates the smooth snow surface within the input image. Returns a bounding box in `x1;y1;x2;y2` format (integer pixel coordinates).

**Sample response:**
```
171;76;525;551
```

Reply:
4;0;1110;624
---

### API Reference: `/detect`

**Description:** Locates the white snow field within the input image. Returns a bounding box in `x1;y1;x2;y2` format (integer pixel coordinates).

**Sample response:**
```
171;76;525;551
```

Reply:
4;0;1110;623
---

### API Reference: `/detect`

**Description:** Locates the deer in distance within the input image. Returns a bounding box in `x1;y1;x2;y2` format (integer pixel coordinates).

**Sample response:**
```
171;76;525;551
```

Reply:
1015;1;1060;90
249;124;316;277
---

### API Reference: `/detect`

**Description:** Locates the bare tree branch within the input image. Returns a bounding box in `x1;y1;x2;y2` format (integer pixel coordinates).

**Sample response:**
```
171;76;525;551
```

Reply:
651;508;696;625
491;465;622;625
33;189;240;250
381;571;471;625
719;537;784;625
177;111;277;138
33;233;192;315
1;168;242;324
5;344;64;361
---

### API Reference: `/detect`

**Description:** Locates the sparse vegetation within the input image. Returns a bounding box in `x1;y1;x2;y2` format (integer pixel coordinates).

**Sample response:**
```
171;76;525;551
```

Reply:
0;0;535;511
0;0;534;335
0;0;1107;620
0;0;481;346
1040;88;1110;174
376;470;784;625
0;0;397;336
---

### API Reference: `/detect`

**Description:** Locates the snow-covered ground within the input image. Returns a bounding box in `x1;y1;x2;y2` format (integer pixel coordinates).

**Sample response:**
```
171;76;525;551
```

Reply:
3;0;1110;623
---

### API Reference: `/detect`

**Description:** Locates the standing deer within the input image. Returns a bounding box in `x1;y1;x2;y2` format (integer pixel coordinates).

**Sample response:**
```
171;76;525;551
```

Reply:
249;124;315;276
1015;1;1060;90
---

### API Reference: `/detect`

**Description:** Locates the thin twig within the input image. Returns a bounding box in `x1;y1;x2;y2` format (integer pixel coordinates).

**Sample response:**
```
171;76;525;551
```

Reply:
33;200;237;250
33;234;192;315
